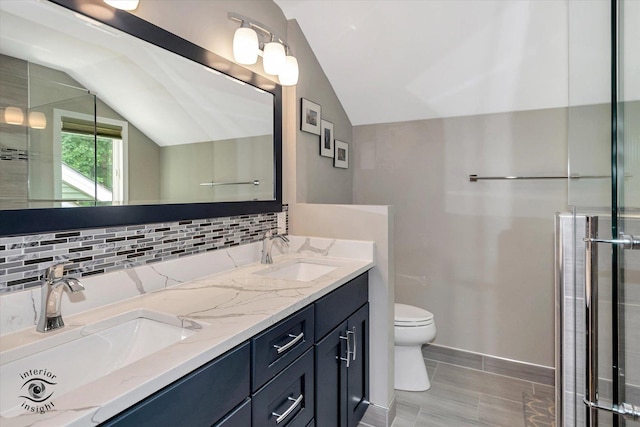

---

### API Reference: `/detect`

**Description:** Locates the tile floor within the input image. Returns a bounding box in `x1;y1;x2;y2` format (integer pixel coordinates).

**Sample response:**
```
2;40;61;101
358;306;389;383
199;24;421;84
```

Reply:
390;360;555;427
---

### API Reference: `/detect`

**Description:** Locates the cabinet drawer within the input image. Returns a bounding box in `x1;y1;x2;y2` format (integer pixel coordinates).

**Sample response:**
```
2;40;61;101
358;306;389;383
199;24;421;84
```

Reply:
252;305;314;391
314;272;368;340
101;342;250;427
214;398;251;427
252;348;314;427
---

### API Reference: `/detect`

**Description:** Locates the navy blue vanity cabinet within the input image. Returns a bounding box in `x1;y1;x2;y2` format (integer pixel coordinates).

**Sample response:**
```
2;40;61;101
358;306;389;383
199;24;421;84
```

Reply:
100;343;250;427
314;272;369;427
252;348;315;427
213;398;251;427
315;319;349;426
252;305;314;392
346;303;370;425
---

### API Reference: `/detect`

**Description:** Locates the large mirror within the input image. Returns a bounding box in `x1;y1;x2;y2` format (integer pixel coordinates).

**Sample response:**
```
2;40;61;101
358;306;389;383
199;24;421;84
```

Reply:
0;0;282;236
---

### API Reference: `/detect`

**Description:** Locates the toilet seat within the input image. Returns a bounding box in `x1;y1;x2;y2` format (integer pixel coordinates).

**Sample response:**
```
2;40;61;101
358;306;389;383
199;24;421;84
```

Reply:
394;303;434;327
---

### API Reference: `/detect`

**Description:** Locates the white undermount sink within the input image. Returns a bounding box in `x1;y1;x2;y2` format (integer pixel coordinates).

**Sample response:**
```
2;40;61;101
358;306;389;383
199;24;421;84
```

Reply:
254;260;339;282
0;309;201;418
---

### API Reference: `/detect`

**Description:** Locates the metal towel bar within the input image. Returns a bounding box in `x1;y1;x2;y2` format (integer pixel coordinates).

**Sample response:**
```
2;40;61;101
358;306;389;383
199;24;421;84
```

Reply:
469;173;619;182
200;180;260;187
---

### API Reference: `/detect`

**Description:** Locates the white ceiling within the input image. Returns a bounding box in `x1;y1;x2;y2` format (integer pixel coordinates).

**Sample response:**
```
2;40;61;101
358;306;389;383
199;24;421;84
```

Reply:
274;0;570;126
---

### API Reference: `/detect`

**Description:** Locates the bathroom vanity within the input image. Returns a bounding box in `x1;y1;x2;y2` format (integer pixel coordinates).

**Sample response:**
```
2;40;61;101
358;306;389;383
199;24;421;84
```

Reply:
0;237;374;427
102;272;368;427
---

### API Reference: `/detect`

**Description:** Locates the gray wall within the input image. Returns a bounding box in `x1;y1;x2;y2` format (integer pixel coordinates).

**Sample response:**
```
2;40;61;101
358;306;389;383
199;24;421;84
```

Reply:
287;20;353;204
160;135;273;203
353;108;569;367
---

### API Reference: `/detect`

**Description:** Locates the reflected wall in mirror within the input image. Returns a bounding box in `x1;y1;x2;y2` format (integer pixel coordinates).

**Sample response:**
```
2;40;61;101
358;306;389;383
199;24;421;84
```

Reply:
0;0;282;236
0;0;275;209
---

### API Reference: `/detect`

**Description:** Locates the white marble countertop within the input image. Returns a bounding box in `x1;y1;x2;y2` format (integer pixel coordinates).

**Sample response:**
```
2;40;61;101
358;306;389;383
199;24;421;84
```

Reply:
0;237;374;426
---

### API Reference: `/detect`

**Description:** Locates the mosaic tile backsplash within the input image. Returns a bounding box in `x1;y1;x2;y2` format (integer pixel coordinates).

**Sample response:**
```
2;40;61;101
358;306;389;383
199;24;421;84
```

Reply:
0;207;287;293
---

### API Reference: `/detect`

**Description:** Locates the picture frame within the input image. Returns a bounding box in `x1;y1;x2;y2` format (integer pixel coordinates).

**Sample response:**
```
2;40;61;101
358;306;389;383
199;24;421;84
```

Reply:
320;119;334;157
334;140;349;169
301;98;321;135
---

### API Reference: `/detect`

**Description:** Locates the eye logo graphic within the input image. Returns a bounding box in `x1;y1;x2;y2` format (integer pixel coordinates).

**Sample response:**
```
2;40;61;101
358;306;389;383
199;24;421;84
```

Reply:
21;379;54;402
18;369;57;414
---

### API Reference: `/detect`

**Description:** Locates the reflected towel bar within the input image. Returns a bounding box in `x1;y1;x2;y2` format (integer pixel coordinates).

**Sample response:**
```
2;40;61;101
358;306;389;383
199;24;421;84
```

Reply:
469;174;617;182
200;180;260;187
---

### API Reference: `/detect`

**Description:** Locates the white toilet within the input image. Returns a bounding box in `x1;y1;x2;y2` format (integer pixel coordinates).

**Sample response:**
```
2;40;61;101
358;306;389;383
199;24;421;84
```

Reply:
394;303;436;391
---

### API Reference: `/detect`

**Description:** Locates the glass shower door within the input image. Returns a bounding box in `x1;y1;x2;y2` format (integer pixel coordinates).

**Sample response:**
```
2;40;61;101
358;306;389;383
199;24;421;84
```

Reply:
566;0;640;426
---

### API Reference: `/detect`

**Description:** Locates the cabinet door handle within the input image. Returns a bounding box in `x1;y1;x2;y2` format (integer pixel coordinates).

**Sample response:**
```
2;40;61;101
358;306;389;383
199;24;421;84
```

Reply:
272;394;304;424
349;327;357;361
339;334;351;368
273;332;304;354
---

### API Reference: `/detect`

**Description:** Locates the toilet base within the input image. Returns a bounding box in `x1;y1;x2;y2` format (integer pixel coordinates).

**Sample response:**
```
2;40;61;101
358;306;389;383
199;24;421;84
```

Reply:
394;345;431;391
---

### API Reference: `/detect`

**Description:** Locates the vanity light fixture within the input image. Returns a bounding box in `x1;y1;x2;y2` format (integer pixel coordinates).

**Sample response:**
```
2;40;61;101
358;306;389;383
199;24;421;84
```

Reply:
228;12;299;86
279;50;299;87
103;0;139;11
263;36;286;75
4;106;24;126
28;112;47;130
233;22;259;65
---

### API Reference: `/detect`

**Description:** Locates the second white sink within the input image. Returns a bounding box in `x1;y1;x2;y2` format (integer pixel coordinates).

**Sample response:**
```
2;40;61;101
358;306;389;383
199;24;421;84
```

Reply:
254;260;338;282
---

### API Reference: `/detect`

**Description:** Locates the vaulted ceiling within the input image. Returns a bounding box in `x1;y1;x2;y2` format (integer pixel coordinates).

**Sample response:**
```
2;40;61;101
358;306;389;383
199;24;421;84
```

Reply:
274;0;569;126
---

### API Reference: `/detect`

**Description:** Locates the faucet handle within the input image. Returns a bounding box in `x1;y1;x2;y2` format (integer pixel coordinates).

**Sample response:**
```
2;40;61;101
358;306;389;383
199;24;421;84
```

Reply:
44;263;70;282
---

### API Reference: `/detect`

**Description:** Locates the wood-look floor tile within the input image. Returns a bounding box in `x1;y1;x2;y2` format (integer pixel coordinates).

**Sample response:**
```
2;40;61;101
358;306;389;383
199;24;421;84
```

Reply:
433;363;534;402
414;411;486;427
396;400;421;421
409;382;480;425
477;394;525;427
532;383;555;400
394;363;559;427
396;381;480;409
390;415;417;427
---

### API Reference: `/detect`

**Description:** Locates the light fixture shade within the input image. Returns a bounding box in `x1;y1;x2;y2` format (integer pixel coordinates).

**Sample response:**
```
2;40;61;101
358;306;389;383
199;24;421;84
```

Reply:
103;0;139;10
278;55;299;86
263;41;286;75
233;27;259;65
28;111;47;129
4;106;24;125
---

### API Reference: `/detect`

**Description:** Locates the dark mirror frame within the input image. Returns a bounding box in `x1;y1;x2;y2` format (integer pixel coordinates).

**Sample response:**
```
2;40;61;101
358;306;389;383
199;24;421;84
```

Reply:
0;0;282;237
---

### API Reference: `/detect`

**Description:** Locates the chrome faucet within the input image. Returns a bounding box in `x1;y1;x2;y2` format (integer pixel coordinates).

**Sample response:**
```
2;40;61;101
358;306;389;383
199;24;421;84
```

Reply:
261;231;289;264
37;263;85;333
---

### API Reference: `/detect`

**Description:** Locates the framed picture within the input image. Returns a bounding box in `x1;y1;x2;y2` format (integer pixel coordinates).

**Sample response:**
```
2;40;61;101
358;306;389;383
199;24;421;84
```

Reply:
320;120;334;157
334;140;349;169
301;98;321;135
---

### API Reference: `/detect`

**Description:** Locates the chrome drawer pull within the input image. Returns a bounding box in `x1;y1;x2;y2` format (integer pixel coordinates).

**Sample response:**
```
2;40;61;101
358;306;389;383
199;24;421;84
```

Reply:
272;394;303;424
274;332;304;354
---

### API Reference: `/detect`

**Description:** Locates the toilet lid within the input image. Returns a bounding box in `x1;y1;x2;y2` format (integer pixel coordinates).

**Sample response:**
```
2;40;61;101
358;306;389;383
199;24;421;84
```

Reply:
394;303;434;325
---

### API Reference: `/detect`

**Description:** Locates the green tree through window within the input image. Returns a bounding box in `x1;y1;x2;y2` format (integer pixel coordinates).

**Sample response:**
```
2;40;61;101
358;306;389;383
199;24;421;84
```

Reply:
61;132;114;190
